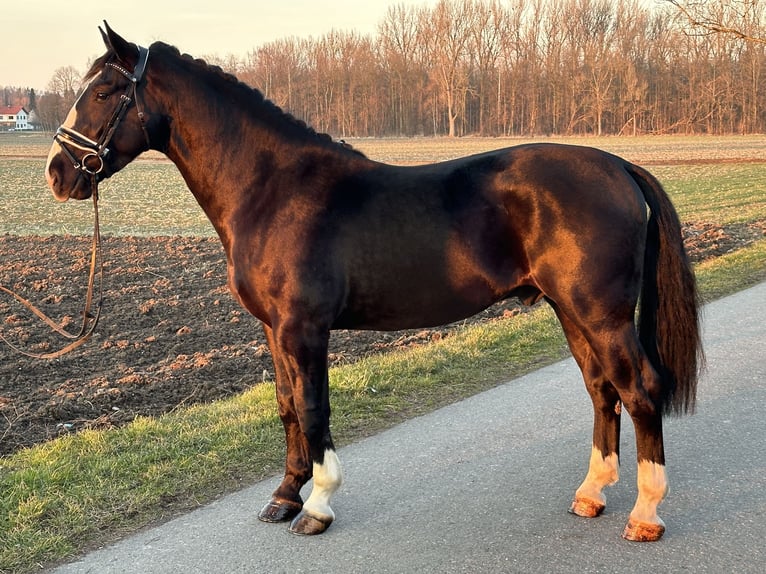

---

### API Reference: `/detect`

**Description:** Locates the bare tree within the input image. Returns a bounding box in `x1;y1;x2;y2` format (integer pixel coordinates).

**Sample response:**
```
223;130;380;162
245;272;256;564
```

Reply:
613;0;651;135
582;0;618;135
378;3;430;135
469;0;509;135
87;0;761;138
35;92;64;132
665;1;765;133
34;66;82;132
428;0;477;136
245;37;307;112
666;0;766;44
47;66;81;99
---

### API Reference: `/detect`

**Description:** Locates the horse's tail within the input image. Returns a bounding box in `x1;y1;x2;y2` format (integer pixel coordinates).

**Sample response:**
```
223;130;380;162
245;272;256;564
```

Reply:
626;163;703;416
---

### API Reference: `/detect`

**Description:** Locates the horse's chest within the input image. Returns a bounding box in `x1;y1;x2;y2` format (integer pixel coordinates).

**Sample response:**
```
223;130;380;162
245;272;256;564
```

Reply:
225;260;271;324
225;244;327;327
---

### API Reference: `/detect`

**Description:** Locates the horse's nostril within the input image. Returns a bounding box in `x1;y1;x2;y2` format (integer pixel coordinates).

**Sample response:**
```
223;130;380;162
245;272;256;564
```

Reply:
45;166;71;202
45;168;58;189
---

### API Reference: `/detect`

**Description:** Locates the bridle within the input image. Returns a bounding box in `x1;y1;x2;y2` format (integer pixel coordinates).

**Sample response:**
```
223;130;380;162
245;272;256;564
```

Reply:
54;45;151;176
0;45;150;359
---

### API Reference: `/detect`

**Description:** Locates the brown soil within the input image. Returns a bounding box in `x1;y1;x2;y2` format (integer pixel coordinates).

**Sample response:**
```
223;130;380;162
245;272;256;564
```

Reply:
1;219;764;456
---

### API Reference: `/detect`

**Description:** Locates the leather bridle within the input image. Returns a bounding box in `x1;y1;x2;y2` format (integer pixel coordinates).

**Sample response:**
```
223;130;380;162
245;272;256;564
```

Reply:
0;45;150;359
54;45;151;176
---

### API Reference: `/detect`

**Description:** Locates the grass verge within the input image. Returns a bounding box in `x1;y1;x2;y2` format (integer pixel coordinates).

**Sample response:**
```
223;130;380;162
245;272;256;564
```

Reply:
695;239;766;301
2;239;765;573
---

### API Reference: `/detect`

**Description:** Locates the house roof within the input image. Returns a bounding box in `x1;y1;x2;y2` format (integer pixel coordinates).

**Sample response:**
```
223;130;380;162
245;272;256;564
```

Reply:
0;106;28;115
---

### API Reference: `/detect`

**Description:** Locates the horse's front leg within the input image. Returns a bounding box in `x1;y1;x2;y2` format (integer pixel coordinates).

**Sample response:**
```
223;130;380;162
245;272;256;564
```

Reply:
291;446;343;535
257;324;312;524
265;320;342;535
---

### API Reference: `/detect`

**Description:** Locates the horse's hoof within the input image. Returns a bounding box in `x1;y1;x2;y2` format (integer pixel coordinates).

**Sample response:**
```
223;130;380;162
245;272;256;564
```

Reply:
622;519;665;542
568;496;605;518
258;498;302;523
289;510;333;535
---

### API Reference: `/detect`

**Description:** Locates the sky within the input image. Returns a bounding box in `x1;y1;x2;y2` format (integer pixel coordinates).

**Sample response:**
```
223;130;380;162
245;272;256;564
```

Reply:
1;0;437;91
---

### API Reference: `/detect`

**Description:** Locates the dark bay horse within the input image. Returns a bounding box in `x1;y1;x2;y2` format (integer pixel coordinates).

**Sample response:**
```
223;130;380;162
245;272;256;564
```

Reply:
45;24;702;541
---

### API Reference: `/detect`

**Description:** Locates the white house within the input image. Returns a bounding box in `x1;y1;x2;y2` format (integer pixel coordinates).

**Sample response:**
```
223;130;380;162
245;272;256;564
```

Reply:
0;106;31;130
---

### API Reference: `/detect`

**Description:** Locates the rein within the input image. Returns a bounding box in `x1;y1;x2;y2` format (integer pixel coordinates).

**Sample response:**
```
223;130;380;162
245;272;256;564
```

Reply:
0;178;103;359
0;45;149;360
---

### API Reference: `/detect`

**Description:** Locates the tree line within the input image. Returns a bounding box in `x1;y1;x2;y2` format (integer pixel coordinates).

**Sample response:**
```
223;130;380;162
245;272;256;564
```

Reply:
4;0;766;136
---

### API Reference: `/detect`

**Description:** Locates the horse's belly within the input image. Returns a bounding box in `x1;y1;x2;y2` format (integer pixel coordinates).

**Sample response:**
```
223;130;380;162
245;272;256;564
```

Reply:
332;273;518;331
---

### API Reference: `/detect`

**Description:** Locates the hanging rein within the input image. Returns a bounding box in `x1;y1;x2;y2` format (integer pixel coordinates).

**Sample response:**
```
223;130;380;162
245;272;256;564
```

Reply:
0;46;150;359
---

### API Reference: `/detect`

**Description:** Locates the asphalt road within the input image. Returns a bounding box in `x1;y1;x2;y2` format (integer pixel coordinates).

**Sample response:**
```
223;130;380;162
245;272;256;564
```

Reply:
52;282;766;574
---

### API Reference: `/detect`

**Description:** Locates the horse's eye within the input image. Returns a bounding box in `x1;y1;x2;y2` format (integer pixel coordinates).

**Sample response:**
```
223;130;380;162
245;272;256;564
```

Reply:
95;92;109;102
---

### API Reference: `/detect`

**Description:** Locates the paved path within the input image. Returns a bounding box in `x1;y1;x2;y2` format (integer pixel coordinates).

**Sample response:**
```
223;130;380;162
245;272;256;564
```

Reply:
53;282;766;574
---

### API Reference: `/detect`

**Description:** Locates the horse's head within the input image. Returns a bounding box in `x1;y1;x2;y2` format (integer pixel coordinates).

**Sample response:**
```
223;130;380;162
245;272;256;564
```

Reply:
45;23;156;201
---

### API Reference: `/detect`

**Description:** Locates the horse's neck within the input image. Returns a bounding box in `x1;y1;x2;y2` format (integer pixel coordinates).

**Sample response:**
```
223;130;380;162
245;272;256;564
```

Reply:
162;91;294;248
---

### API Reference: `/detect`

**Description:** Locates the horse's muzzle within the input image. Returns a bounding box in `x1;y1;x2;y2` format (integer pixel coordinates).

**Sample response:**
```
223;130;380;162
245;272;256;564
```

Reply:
46;157;94;202
47;169;93;202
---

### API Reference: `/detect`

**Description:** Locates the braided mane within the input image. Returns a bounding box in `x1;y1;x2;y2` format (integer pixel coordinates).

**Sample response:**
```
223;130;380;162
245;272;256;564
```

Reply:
88;41;363;157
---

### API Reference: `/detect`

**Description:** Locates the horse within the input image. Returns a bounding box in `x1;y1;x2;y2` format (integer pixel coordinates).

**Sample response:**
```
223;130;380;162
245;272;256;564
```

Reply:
45;23;702;541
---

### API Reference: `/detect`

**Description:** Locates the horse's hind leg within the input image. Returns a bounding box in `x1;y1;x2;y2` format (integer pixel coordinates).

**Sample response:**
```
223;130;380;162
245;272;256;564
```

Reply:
580;320;668;541
553;306;621;519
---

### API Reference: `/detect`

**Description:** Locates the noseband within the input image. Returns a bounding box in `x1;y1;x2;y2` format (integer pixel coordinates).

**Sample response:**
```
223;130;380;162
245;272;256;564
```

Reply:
54;45;151;176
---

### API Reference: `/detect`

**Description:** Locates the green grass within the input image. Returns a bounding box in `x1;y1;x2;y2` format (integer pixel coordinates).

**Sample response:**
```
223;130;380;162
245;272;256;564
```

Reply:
1;385;286;569
652;164;766;225
696;239;766;301
1;134;765;572
0;158;210;237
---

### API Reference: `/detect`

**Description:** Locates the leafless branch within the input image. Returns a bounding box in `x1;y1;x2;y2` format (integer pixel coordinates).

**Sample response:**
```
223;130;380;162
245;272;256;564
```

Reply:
665;0;766;44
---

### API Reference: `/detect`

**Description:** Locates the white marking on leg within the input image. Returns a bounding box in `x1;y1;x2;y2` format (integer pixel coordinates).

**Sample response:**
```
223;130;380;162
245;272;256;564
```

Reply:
302;449;343;521
576;445;620;506
630;460;668;526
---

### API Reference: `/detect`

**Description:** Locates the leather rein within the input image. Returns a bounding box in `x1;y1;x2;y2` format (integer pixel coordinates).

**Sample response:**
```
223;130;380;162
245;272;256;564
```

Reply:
0;46;150;360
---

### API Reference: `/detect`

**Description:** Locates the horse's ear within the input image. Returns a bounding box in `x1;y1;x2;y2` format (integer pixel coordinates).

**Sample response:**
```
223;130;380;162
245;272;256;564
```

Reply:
99;21;138;67
99;25;109;48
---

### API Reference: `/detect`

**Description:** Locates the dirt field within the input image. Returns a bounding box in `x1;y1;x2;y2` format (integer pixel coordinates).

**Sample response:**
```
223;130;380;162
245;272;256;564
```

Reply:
1;219;763;456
